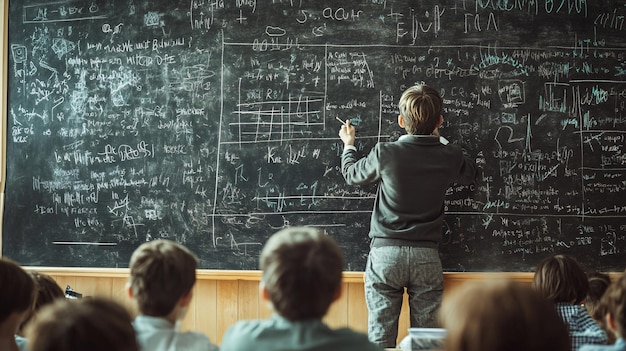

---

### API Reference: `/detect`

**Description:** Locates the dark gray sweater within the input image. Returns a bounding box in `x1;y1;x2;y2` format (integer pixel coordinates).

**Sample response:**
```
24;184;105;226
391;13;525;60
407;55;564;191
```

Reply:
341;135;477;245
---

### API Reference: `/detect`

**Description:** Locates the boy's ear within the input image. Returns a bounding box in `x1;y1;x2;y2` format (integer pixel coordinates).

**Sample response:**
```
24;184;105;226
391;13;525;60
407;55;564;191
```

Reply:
397;115;405;128
436;115;443;128
260;282;270;302
606;313;617;332
178;288;194;308
126;282;133;299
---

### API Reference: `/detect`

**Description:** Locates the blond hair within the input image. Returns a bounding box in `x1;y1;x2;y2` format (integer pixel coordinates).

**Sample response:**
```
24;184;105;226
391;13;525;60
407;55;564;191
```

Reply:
398;84;442;135
261;227;343;320
26;297;138;351
129;239;198;316
440;280;570;351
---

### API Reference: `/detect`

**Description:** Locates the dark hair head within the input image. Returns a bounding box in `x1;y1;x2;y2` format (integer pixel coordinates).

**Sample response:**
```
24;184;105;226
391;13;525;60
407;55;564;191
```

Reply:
601;272;626;337
26;297;138;351
260;226;344;321
532;255;589;304
441;280;570;351
398;84;443;135
129;239;198;316
0;258;35;322
585;272;612;321
18;271;65;334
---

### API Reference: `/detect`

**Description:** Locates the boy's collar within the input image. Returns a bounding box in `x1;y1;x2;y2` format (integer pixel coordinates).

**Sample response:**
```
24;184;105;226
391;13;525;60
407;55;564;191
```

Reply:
399;134;449;145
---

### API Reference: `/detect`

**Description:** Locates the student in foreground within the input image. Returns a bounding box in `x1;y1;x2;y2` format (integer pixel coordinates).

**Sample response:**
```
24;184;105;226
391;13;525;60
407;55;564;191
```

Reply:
0;258;34;351
533;254;608;350
25;297;138;351
440;279;570;351
17;271;64;336
220;226;383;351
128;239;218;351
581;271;626;351
338;84;477;347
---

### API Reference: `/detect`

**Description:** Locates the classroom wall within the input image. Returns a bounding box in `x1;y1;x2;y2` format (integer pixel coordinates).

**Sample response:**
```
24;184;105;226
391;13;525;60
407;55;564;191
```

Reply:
32;269;541;346
3;3;623;348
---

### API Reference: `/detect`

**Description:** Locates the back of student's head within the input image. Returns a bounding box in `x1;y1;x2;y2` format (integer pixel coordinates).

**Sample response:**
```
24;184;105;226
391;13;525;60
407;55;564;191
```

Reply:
440;279;570;351
585;271;612;321
260;226;343;321
601;272;626;337
532;254;589;304
26;297;138;351
0;258;35;323
18;271;64;334
398;84;442;135
129;239;198;316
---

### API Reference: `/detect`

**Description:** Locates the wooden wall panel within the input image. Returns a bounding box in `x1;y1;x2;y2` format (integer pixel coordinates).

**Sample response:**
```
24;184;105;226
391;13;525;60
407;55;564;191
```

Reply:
238;280;260;321
194;280;218;343
216;280;239;343
324;282;348;328
346;282;368;334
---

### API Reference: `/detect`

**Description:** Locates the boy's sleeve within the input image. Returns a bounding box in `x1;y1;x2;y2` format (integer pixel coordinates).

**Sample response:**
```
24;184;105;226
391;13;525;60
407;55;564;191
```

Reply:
341;144;381;186
454;148;478;185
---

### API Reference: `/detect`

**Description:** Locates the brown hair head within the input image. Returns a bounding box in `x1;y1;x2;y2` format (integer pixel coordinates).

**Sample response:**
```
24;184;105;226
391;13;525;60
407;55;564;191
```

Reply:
398;84;443;135
532;254;589;304
601;272;626;337
260;226;343;321
585;272;612;322
129;239;198;316
440;279;570;351
18;271;65;334
0;258;35;323
26;297;138;351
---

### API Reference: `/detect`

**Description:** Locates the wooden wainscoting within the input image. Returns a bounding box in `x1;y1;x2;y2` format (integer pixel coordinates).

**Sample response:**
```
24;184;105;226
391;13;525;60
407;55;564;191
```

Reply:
25;269;545;345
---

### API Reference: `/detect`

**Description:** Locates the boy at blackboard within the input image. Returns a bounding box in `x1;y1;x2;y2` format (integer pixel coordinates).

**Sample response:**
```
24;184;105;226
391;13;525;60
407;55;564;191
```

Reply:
581;271;626;351
338;84;477;347
532;254;608;350
127;240;219;351
0;258;34;351
220;226;383;351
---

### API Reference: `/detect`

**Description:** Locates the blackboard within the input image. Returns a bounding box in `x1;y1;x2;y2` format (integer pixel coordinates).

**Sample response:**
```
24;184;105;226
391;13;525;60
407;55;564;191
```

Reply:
3;0;625;271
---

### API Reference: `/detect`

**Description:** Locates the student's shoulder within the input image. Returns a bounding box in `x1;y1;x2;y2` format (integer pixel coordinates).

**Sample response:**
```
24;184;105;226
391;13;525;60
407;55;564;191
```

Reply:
225;319;266;333
220;320;265;350
222;320;265;340
15;335;28;351
579;345;617;351
177;330;217;348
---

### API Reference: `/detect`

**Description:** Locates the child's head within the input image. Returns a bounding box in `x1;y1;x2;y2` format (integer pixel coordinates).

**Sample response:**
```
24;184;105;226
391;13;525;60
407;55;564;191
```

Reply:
0;258;35;326
532;254;589;304
260;226;343;321
398;84;443;135
585;272;612;322
128;239;198;317
18;271;64;334
26;297;138;351
602;272;626;338
440;279;570;351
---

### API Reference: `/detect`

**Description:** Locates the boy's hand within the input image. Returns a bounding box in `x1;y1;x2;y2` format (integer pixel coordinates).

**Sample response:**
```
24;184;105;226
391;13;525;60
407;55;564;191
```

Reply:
339;119;356;146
